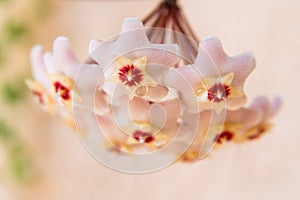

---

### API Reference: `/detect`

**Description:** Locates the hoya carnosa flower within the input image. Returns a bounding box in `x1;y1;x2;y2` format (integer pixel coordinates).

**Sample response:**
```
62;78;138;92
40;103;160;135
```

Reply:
196;37;256;112
105;56;157;99
237;96;282;141
177;96;281;162
164;36;256;113
26;37;109;127
96;92;185;154
26;37;80;108
88;17;180;101
213;96;282;146
96;108;169;154
26;15;281;168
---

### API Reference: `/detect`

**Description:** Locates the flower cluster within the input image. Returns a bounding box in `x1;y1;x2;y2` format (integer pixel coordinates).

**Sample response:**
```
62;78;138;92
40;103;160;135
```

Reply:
26;18;281;162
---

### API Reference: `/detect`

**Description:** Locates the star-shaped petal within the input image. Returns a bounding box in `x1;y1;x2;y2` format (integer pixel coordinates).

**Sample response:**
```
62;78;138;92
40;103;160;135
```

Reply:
88;17;181;101
162;36;256;113
89;17;180;68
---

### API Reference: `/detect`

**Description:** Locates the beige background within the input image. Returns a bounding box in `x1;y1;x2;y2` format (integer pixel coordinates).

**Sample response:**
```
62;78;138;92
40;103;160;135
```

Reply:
1;0;300;199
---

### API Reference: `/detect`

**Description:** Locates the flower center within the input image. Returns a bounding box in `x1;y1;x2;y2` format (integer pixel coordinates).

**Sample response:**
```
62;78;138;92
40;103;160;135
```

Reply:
214;131;233;144
32;90;44;105
133;130;154;143
118;64;143;87
207;83;230;103
53;81;71;101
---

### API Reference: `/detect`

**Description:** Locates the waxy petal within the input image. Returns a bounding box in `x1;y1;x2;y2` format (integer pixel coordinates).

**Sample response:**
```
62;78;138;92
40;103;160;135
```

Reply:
128;97;151;124
249;96;283;121
30;45;51;89
118;17;149;48
89;39;102;54
53;36;80;79
195;36;256;87
90;18;180;70
170;36;257;112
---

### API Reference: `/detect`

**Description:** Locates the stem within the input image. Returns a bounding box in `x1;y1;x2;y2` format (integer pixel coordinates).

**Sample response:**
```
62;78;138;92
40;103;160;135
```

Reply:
164;0;177;7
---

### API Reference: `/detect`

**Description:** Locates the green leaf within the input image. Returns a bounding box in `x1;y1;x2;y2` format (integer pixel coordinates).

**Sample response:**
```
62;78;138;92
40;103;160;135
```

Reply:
1;81;28;103
0;120;12;139
9;145;32;181
0;120;33;182
0;45;4;65
0;0;11;4
5;21;28;42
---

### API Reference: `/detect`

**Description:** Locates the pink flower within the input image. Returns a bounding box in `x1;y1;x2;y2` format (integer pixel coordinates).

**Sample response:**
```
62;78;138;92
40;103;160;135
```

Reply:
27;37;81;100
87;17;180;101
26;17;281;165
162;36;256;113
26;37;110;127
206;96;282;148
179;96;282;162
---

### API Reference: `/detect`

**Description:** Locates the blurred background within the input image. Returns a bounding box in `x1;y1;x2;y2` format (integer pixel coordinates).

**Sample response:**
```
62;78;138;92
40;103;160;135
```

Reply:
0;0;299;199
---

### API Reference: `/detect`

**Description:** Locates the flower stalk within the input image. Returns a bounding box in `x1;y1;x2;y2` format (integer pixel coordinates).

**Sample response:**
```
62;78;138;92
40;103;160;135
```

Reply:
143;0;199;61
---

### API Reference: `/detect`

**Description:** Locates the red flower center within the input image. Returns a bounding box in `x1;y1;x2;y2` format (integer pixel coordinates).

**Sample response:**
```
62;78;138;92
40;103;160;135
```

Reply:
207;83;230;103
118;64;143;87
133;130;154;143
32;90;44;105
214;131;233;144
53;81;71;101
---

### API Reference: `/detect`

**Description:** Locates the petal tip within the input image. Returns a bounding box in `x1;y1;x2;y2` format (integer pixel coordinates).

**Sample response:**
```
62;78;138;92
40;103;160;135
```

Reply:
31;45;43;56
238;51;257;70
53;36;70;49
43;51;53;62
54;36;69;42
200;36;221;45
89;39;102;53
121;17;144;32
273;95;283;111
